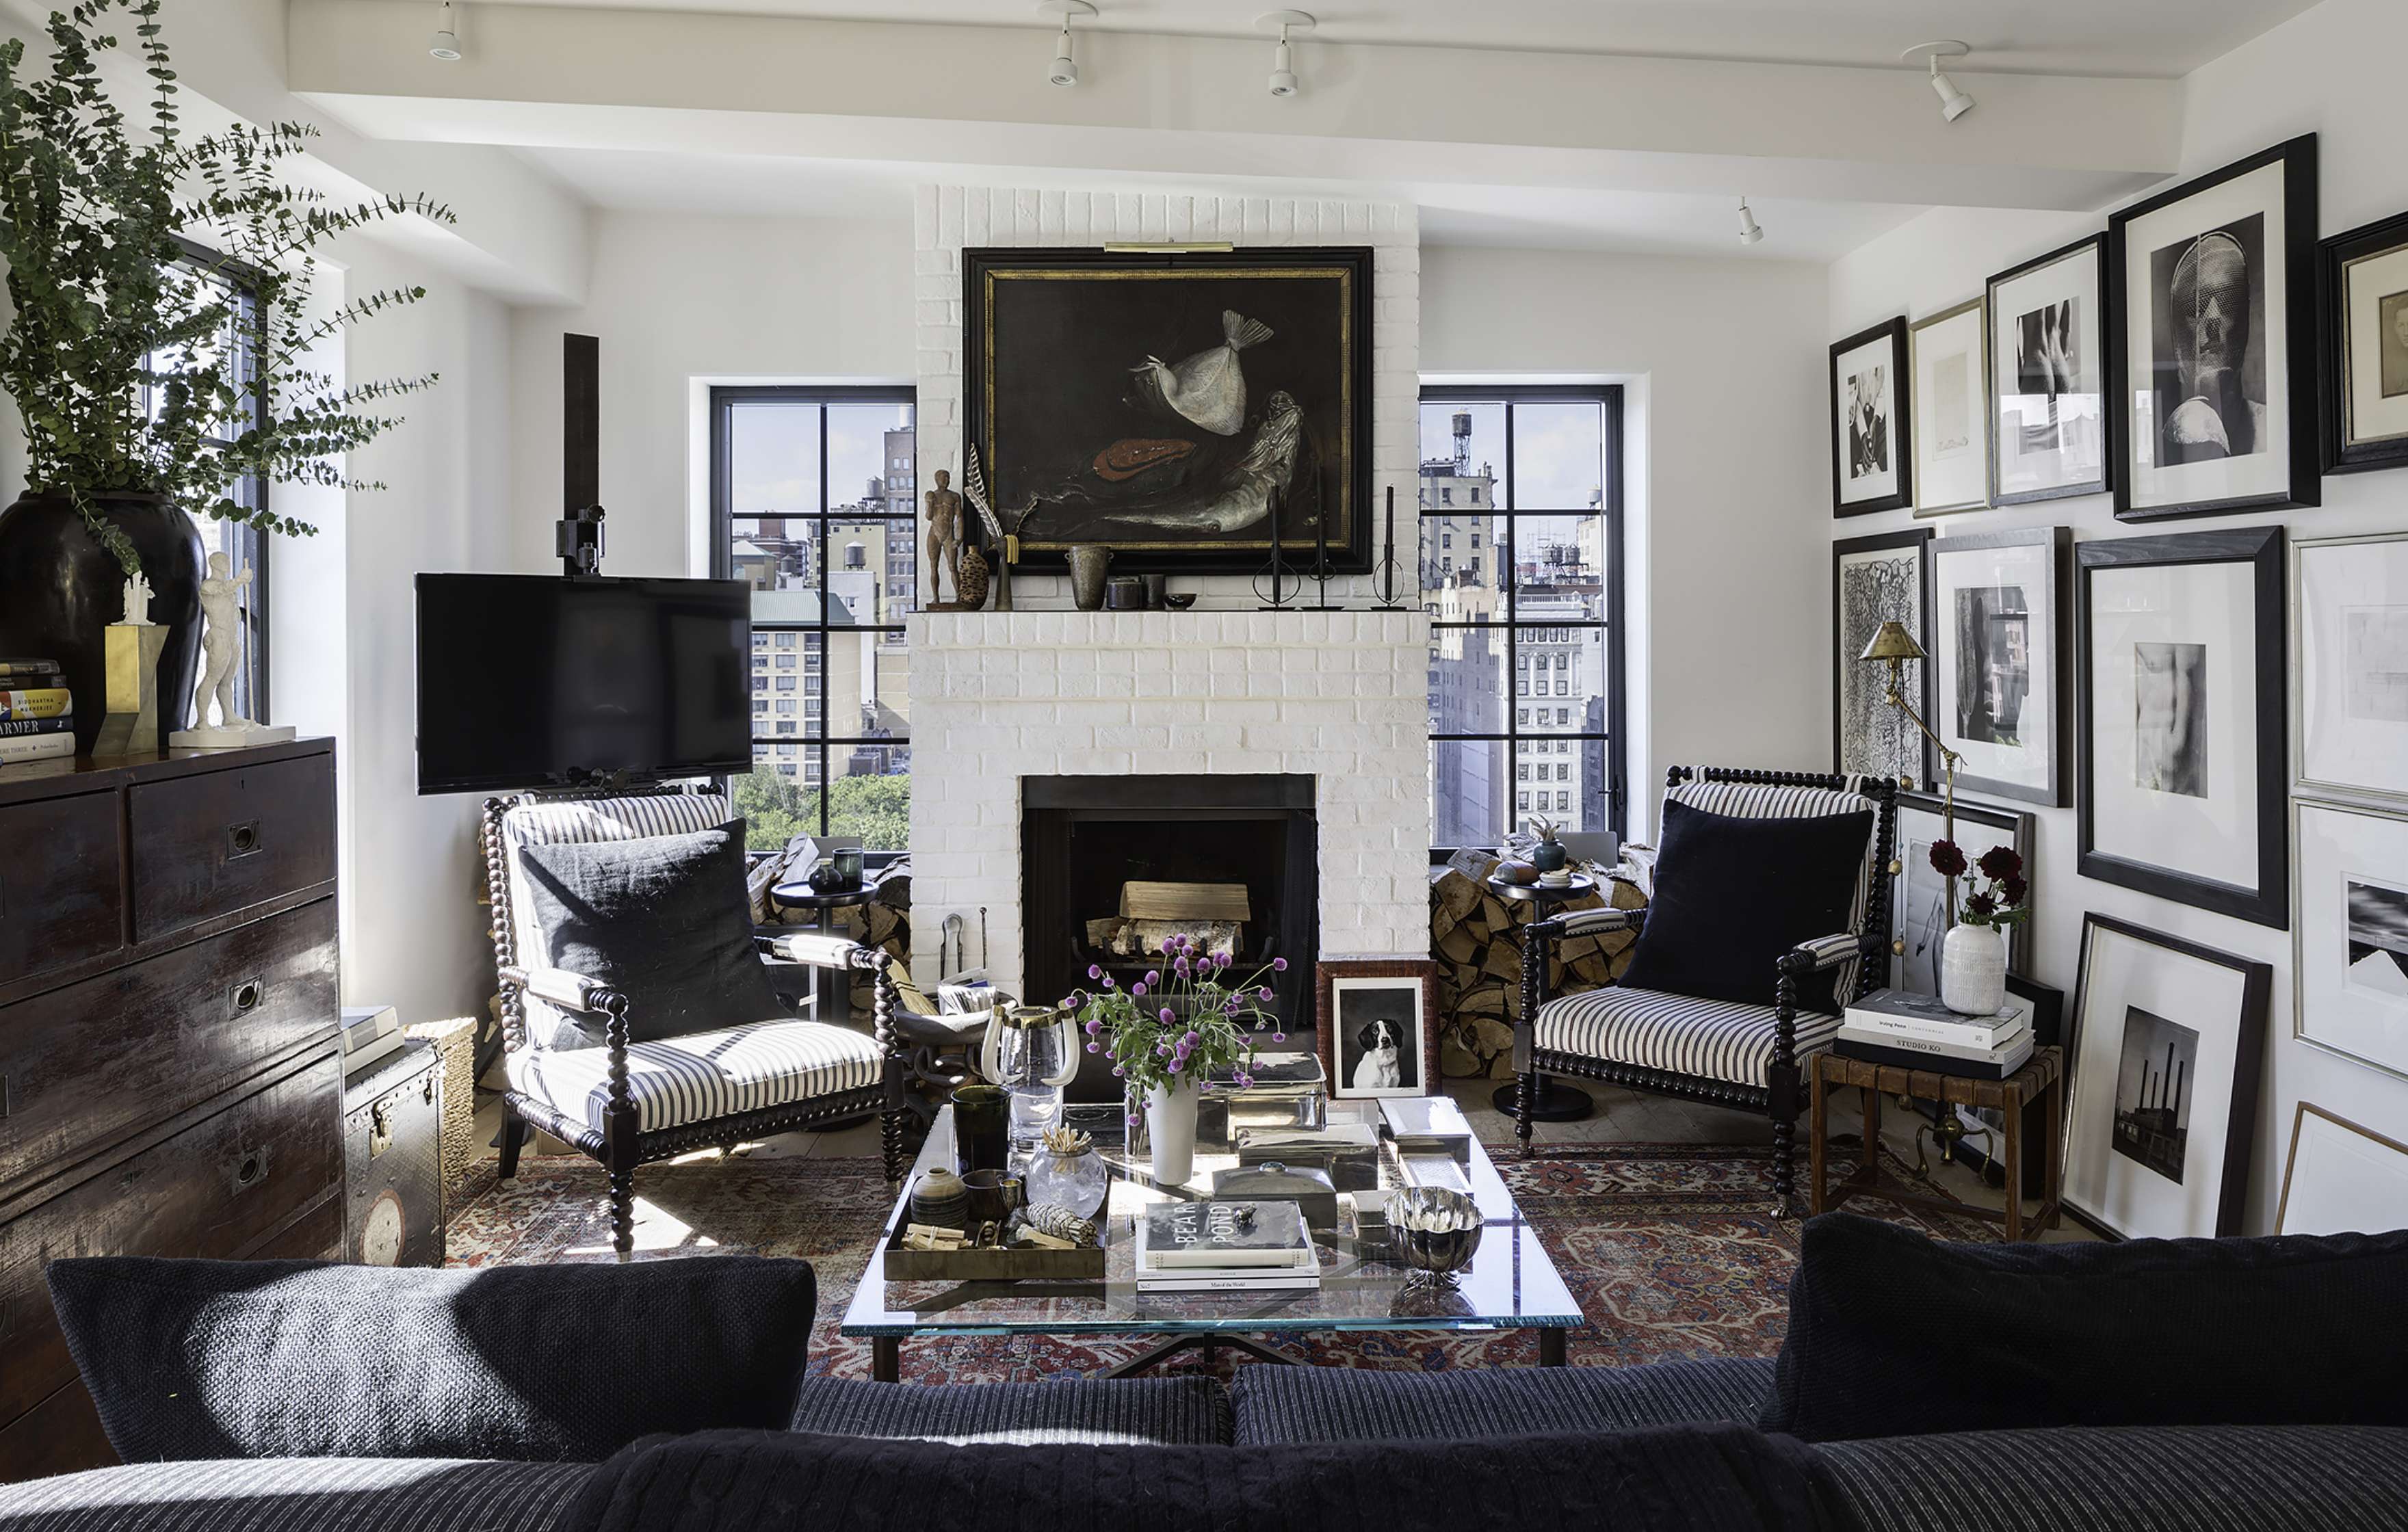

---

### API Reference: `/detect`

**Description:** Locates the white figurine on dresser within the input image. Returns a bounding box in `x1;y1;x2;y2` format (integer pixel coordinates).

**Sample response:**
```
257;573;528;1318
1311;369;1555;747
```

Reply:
169;552;295;749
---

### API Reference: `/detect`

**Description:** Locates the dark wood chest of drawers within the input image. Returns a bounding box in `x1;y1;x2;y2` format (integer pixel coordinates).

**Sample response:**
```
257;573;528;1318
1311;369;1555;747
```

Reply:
0;739;342;1483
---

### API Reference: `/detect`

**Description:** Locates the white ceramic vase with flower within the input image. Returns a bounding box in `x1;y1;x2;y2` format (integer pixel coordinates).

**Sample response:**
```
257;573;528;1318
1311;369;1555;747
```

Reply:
1928;838;2030;1016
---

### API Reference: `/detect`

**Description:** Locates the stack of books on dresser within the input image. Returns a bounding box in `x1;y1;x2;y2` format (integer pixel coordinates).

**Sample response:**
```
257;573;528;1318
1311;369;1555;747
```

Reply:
1134;1200;1319;1293
0;659;73;765
1835;988;2032;1080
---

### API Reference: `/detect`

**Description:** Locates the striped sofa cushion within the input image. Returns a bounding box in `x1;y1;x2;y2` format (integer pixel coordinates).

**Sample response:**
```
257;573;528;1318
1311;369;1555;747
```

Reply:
791;1377;1233;1447
1535;987;1841;1087
506;1018;880;1137
1231;1357;1776;1446
0;1457;590;1531
1815;1424;2408;1532
1665;772;1879;1001
499;793;735;1040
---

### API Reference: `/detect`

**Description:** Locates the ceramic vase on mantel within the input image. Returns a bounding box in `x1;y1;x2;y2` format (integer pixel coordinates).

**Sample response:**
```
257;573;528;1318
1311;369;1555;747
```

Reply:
1939;923;2008;1016
1143;1079;1199;1186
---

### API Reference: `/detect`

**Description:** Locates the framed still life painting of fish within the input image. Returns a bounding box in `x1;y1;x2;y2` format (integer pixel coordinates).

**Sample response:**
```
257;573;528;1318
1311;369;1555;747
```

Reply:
964;247;1374;573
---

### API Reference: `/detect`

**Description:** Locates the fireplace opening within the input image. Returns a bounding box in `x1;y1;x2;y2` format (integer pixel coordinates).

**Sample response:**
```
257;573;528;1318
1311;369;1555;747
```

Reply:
1022;774;1317;1101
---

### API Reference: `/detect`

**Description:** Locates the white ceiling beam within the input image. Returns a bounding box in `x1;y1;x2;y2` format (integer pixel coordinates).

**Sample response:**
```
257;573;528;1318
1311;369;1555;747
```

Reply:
289;0;2182;214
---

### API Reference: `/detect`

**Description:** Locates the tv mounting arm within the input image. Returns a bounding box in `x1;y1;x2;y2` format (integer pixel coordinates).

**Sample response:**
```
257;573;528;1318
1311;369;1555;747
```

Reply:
558;503;605;578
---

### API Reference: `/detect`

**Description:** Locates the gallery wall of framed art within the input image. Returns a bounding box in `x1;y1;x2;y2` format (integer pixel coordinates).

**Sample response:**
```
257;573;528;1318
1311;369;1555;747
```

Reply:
1931;525;2071;806
1831;318;1912;516
1987;236;2112;508
1831;527;1933;784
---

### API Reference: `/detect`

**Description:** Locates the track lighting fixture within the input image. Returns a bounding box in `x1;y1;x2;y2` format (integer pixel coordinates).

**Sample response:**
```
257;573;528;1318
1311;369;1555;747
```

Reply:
1259;11;1314;98
428;0;461;60
1738;198;1764;246
1902;41;1974;122
1038;1;1094;88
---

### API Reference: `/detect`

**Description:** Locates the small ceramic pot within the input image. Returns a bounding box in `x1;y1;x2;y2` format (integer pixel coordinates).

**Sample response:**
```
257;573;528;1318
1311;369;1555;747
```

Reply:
1530;838;1569;873
1105;576;1147;611
1066;545;1113;610
1140;572;1168;609
1941;923;2008;1016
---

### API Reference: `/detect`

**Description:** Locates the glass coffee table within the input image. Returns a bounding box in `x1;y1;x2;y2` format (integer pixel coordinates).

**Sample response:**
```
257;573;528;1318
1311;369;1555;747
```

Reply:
841;1098;1586;1380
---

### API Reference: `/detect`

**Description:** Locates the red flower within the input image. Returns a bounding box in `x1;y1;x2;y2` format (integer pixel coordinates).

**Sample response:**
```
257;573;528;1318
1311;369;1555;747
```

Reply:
1977;845;2023;880
2001;874;2028;906
1966;891;1998;919
1928;840;1967;878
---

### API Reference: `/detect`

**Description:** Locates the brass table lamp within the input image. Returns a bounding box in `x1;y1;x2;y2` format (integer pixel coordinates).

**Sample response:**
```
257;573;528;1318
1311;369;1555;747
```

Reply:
1857;619;1961;923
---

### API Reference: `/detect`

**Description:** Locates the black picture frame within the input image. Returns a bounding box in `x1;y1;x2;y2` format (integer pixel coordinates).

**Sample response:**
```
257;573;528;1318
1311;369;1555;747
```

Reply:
2076;525;2288;928
2106;134;2320;523
1831;527;1935;787
962;245;1375;575
1931;524;2073;806
2063;912;2271;1240
1986;234;2113;508
2317;208;2408;476
1831;317;1913;516
1889;789;2037;992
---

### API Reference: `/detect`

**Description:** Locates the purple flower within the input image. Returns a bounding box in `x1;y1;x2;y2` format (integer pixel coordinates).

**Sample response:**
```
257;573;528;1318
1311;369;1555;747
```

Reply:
1258;986;1274;1002
1168;1056;1184;1073
1144;970;1161;987
1271;957;1288;973
1102;975;1116;990
1235;1073;1254;1089
1131;981;1147;997
1159;1007;1175;1025
1272;1031;1287;1043
1112;1065;1125;1077
1127;1112;1140;1125
1085;1018;1103;1035
1175;955;1192;976
1216;951;1233;968
1085;1040;1100;1053
1182;1029;1201;1047
1087;964;1103;981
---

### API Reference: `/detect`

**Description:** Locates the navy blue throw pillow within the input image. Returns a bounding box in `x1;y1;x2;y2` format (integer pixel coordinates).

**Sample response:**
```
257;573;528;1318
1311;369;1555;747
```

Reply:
1617;798;1872;1015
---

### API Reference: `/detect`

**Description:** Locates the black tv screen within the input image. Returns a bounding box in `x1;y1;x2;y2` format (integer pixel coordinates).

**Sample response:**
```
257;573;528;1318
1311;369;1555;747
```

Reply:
415;574;752;794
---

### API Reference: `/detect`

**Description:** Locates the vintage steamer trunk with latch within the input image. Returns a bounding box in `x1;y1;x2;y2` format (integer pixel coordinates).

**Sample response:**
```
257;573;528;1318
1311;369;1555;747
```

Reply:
342;1040;445;1267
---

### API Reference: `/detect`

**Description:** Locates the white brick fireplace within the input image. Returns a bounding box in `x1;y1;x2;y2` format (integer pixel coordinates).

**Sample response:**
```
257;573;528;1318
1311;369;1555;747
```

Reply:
907;609;1432;1001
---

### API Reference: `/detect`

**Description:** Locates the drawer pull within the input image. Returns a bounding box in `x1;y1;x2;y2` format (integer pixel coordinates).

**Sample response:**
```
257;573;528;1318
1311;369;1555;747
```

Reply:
228;821;261;859
231;1148;270;1191
231;977;265;1016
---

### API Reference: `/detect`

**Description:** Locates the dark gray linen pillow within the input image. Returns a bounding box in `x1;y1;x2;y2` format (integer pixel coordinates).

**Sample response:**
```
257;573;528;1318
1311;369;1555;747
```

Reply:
45;1255;819;1462
516;819;781;1046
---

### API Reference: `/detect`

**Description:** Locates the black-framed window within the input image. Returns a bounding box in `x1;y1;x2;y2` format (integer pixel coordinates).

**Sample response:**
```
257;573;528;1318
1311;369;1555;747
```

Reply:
144;243;269;720
1421;386;1625;852
709;385;917;851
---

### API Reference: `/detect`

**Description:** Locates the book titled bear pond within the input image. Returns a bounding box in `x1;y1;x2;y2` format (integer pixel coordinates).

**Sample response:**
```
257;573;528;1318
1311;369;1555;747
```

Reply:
1136;1200;1319;1291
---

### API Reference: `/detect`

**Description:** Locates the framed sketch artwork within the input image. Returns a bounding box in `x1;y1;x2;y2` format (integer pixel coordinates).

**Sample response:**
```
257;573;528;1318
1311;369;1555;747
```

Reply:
1314;960;1439;1102
2293;799;2408;1083
2318;210;2408;475
1987;235;2110;507
1889;789;2034;996
2063;912;2270;1240
1932;525;2071;805
1833;529;1934;784
2294;531;2408;803
2276;1103;2408;1236
2078;526;2287;928
2108;135;2320;522
1831;318;1912;515
1910;298;1990;516
965;247;1374;573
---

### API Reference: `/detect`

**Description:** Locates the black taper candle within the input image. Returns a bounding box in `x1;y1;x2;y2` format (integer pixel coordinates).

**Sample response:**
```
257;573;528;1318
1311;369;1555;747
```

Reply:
1269;486;1283;605
1382;485;1396;604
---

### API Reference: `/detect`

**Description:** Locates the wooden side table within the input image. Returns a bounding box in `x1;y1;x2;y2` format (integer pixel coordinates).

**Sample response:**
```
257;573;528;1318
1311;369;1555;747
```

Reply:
1809;1046;2064;1241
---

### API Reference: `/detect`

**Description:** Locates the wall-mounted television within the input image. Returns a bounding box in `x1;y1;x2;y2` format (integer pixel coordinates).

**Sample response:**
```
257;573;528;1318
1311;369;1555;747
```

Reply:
415;574;752;795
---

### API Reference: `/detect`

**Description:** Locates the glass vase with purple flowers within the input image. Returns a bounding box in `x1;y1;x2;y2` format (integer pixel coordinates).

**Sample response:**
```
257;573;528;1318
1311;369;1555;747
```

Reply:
1062;935;1289;1185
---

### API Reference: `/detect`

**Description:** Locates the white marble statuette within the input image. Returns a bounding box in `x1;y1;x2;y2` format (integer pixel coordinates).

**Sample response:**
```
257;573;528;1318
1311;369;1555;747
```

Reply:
169;552;295;750
118;572;157;627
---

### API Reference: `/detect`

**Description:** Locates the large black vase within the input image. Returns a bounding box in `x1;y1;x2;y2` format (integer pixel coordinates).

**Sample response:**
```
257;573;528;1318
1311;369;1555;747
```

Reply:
0;491;205;756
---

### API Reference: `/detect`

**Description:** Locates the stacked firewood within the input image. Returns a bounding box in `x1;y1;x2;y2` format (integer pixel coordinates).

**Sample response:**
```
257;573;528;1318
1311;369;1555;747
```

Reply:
1429;851;1647;1080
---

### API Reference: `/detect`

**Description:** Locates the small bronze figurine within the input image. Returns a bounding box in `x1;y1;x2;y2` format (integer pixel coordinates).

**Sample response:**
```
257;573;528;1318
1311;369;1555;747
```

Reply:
925;468;963;607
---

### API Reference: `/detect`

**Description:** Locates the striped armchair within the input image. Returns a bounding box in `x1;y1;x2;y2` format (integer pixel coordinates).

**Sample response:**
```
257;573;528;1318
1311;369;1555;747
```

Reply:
480;787;906;1254
1514;765;1898;1213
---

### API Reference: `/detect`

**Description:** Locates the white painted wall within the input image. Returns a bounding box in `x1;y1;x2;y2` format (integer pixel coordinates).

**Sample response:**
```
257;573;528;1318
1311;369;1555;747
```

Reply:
1826;0;2408;1234
506;212;916;578
1422;246;1834;826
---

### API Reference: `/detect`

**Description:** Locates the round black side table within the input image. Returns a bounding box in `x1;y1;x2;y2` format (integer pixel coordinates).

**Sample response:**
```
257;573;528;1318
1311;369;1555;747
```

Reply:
770;881;876;1022
1485;872;1601;1124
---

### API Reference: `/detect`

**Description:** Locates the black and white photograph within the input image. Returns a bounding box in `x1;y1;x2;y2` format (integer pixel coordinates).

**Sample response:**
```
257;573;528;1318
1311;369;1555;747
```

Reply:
2111;135;2319;520
1889;791;2033;994
2065;914;2268;1239
1911;298;1989;515
1988;236;2108;505
2321;211;2408;473
1330;975;1427;1099
2294;802;2408;1083
1831;318;1911;514
2296;533;2408;802
2078;527;2286;929
2111;1006;2197;1184
1832;529;1933;783
1933;527;2069;805
2133;640;2208;798
1958;582;2029;745
965;247;1372;572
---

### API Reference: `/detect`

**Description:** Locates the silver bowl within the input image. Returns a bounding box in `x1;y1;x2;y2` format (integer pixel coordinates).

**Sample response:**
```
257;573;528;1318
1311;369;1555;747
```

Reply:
1384;1187;1483;1286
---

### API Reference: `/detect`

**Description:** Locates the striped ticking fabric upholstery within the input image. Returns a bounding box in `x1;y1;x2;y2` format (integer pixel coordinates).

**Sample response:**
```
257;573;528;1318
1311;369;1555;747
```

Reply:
1815;1425;2408;1532
1535;988;1842;1088
506;1017;880;1137
1229;1358;1777;1446
499;792;735;1040
790;1377;1234;1447
0;1457;589;1532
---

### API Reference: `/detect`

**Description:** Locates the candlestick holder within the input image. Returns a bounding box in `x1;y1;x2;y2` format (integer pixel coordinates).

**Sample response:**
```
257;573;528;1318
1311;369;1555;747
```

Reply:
1370;537;1407;609
1253;548;1302;611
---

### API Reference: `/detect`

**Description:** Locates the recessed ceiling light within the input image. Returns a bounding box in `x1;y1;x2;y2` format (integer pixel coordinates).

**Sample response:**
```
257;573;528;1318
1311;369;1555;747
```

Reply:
1902;41;1974;122
1038;1;1095;88
1738;198;1764;246
1258;11;1315;98
428;0;461;60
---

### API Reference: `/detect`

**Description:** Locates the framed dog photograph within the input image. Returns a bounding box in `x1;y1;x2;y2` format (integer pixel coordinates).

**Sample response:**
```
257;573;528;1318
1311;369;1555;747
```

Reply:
1316;960;1438;1100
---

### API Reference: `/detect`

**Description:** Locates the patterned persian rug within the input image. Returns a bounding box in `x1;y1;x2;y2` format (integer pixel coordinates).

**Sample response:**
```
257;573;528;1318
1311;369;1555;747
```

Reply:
445;1143;1990;1383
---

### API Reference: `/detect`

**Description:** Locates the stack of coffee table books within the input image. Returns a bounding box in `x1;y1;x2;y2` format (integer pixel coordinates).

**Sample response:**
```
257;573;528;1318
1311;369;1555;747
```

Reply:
1835;988;2033;1079
1134;1200;1320;1293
